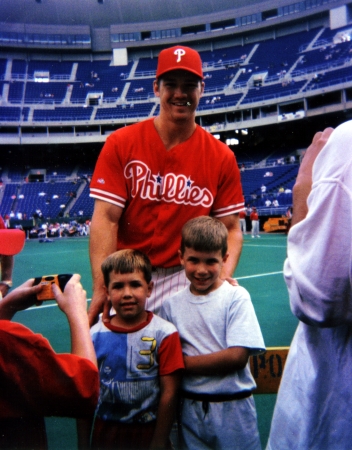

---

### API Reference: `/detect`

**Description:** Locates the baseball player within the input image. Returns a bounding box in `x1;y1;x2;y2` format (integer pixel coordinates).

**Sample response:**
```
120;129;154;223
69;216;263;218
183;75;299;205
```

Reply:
89;45;245;324
250;207;260;238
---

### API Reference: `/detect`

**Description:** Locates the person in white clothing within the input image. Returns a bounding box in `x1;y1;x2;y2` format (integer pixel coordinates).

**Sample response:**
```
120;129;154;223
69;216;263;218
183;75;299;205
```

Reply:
267;121;352;449
161;216;265;450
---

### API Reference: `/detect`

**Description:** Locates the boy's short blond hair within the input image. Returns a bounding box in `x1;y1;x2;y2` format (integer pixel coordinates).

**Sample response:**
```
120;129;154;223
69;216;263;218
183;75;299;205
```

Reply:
180;216;228;257
101;249;152;287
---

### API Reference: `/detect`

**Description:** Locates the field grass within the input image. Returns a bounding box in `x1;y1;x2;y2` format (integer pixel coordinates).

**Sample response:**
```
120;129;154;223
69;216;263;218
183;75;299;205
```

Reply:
12;233;297;449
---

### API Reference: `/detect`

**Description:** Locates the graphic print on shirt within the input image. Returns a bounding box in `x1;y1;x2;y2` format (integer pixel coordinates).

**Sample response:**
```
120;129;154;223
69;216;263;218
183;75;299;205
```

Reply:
96;332;160;423
124;160;213;207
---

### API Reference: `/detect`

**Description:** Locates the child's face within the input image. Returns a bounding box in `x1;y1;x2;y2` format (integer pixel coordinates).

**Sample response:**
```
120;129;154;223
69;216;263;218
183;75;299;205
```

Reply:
179;247;228;296
106;270;153;327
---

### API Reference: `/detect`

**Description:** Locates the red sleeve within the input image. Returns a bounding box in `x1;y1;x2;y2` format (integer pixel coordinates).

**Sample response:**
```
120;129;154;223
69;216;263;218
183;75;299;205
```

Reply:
89;132;128;208
0;321;99;418
157;331;185;376
0;216;5;229
211;145;244;217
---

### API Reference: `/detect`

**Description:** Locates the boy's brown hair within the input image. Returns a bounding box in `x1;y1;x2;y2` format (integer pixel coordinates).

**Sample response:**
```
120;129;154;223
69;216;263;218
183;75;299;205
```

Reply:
101;249;153;287
180;216;228;257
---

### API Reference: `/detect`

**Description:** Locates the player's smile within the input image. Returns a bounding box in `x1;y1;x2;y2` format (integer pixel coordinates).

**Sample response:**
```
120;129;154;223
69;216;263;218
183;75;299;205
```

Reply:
180;247;228;296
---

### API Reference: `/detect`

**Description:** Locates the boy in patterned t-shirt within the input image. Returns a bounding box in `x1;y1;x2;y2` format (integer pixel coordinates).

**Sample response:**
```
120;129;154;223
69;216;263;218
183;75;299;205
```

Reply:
88;249;184;450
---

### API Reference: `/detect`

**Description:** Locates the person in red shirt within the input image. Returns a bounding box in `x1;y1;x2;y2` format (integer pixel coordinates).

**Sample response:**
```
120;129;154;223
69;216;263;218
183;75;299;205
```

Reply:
239;209;247;234
0;230;99;449
89;45;245;324
250;207;260;238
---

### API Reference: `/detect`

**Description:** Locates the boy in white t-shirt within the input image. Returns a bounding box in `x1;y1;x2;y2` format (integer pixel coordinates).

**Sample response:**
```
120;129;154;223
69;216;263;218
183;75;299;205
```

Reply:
160;216;265;450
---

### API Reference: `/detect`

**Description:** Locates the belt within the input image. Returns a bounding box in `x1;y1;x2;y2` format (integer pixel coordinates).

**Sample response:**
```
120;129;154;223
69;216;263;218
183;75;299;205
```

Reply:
182;390;252;417
182;390;252;402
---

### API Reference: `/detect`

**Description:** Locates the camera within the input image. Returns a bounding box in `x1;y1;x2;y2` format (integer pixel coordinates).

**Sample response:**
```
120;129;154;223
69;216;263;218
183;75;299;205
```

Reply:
33;274;72;301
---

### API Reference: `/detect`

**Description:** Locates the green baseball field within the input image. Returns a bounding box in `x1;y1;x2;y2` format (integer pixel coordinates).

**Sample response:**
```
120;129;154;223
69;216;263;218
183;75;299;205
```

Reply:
13;233;297;449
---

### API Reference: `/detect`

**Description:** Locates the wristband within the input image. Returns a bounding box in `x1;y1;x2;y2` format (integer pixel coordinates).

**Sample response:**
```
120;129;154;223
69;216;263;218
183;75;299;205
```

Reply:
0;281;12;289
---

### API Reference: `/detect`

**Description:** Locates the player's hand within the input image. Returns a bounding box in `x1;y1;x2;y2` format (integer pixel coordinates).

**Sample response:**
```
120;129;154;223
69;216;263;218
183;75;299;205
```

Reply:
88;286;108;327
0;279;43;320
297;127;334;186
102;297;112;323
52;274;87;317
292;127;334;226
222;276;239;286
0;283;10;299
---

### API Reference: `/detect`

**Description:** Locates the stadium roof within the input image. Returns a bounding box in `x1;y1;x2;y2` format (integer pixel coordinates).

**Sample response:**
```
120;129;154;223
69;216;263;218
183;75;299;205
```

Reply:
2;0;276;27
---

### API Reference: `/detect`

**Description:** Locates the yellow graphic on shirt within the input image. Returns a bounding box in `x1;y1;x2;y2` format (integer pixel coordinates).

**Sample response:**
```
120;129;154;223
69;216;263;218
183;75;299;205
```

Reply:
137;337;157;370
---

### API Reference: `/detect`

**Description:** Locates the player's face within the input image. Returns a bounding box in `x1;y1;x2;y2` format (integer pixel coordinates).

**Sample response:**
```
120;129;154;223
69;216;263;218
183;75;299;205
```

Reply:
106;270;153;327
154;70;204;122
179;247;228;296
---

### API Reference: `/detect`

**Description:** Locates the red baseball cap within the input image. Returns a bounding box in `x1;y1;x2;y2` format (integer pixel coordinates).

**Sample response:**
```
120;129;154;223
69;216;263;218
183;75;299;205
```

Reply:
0;229;26;255
156;46;203;79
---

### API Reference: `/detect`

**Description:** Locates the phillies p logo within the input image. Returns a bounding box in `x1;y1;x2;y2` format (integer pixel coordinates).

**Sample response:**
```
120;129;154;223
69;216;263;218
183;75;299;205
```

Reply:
174;48;186;62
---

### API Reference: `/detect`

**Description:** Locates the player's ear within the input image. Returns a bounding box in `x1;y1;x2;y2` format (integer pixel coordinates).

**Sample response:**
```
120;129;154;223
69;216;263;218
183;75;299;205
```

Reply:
147;281;154;298
153;79;160;97
200;81;205;97
178;249;185;266
222;252;229;263
103;284;110;301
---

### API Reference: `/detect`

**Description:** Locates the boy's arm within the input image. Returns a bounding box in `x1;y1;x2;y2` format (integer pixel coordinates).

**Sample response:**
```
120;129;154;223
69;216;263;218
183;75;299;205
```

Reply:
149;371;182;450
183;347;249;376
52;274;97;366
0;278;42;320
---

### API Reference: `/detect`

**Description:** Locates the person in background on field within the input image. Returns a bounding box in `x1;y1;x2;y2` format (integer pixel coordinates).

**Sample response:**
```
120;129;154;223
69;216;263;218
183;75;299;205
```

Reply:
250;207;260;238
239;209;247;234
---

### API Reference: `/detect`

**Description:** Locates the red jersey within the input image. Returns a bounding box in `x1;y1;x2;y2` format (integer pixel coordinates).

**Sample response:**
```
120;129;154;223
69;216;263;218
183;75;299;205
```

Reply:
90;119;244;267
0;321;99;449
250;211;259;220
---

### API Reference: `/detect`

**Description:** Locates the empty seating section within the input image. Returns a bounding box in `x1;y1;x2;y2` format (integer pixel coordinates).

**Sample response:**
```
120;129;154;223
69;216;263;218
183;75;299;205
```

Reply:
69;183;94;217
201;44;255;67
304;66;352;91
14;181;81;218
0;24;351;121
242;80;306;104
248;30;318;78
8;81;24;103
33;106;93;121
135;58;158;75
95;103;153;120
11;59;26;79
71;60;134;103
0;106;21;121
27;60;73;79
241;165;298;206
127;79;154;100
0;59;6;79
298;40;352;72
198;93;242;110
0;184;18;217
203;69;232;92
25;82;68;104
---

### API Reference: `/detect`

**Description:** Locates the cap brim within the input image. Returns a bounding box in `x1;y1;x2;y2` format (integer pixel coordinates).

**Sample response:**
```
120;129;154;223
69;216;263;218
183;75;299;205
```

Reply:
0;229;26;255
157;67;203;79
